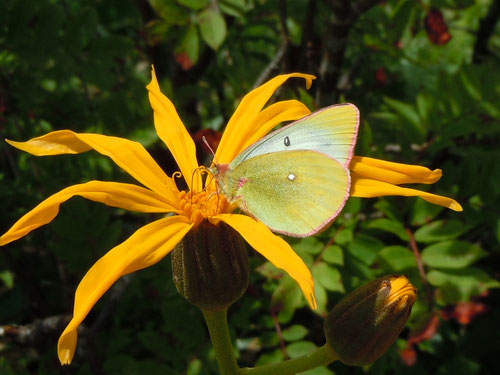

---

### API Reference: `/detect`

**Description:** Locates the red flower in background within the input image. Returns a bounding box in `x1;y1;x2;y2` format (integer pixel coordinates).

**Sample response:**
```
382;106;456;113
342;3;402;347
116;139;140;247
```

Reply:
175;51;194;70
425;8;452;45
375;67;388;85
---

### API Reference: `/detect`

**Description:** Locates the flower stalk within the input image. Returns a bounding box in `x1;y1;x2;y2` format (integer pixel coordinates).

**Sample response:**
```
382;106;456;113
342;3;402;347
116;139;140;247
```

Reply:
203;309;239;375
238;344;337;375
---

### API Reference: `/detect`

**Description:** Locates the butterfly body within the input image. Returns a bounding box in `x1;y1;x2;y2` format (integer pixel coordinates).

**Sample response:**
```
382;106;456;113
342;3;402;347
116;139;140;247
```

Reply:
215;103;359;237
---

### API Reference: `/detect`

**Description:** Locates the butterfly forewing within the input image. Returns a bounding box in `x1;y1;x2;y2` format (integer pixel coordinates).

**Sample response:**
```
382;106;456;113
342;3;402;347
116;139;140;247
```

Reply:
232;104;359;168
229;150;350;237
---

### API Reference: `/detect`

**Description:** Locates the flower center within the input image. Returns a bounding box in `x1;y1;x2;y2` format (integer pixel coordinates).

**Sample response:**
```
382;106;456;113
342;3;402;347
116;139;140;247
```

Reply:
178;185;231;227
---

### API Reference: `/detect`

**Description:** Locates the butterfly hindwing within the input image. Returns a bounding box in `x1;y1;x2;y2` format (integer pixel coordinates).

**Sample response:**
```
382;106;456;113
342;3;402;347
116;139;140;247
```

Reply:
226;150;350;237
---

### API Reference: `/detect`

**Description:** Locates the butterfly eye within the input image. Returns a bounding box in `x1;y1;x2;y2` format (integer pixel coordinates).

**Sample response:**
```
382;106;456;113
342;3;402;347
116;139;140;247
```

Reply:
284;136;291;147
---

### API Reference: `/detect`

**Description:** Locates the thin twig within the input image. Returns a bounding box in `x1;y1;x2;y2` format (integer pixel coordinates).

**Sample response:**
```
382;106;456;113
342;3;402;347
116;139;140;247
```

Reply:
317;0;379;105
406;227;434;307
253;43;289;90
270;310;289;360
253;0;290;88
0;315;70;344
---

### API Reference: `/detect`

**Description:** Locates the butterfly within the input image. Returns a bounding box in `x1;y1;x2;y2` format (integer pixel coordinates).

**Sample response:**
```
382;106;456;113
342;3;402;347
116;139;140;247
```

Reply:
214;104;359;237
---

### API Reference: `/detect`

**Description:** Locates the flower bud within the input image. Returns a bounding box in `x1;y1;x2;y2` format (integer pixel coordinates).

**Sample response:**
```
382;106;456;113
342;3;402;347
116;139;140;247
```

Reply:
171;220;249;311
324;275;417;366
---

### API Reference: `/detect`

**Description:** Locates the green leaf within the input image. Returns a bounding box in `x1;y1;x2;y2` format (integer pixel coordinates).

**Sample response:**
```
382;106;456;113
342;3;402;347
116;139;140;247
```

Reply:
427;268;500;302
220;0;248;18
286;341;317;358
312;263;345;293
186;359;202;375
367;218;410;241
437;357;480;375
198;8;227;50
256;349;284;366
334;227;353;245
313;281;328;315
0;358;29;375
383;96;425;141
410;197;444;226
459;66;482;101
322;245;344;265
0;270;14;289
282;325;308;342
176;0;209;10
414;220;467;243
271;276;305;315
421;241;486;269
293;237;323;255
416;91;431;126
176;23;200;66
149;0;188;25
373;199;402;221
378;246;417;271
348;234;385;266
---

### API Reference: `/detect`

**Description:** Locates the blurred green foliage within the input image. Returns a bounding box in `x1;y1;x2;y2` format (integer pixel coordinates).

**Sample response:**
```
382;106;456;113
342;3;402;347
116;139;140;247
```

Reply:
1;0;499;374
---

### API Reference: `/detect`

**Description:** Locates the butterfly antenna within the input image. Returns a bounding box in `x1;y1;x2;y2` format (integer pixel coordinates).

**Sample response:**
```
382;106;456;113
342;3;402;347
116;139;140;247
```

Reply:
202;136;219;168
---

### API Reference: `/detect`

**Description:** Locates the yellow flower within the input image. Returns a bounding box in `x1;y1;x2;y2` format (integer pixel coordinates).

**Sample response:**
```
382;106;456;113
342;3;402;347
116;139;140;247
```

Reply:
0;68;461;365
324;275;417;366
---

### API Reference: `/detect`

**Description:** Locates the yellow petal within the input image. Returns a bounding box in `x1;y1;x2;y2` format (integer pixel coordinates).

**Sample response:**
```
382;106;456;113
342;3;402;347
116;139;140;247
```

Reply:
351;174;463;211
350;156;442;184
236;100;312;156
213;214;317;309
6;131;178;198
6;130;92;154
146;67;201;191
0;181;180;246
58;215;193;365
216;73;315;164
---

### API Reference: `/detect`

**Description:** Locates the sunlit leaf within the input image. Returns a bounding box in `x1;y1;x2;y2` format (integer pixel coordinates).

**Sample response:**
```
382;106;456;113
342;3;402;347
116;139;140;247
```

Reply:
286;341;317;358
176;0;209;10
313;263;344;293
421;240;486;269
322;245;344;266
367;218;410;241
198;8;227;50
378;245;417;271
282;325;308;342
414;220;467;243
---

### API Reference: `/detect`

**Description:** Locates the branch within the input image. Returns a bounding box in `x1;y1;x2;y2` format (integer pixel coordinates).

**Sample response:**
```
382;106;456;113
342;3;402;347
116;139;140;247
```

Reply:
317;0;379;105
253;0;291;88
0;315;70;345
473;0;500;63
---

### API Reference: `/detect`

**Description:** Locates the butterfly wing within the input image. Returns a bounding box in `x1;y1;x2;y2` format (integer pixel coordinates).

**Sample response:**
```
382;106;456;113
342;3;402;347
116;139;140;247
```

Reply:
225;150;350;237
231;104;359;169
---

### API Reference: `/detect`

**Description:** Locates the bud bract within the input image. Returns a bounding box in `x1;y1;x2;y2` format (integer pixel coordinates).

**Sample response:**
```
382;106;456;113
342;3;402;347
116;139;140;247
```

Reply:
171;220;249;311
324;275;417;366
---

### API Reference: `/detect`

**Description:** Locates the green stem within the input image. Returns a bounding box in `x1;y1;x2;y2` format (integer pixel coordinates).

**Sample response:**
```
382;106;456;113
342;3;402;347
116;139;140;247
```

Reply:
238;344;337;375
202;309;239;375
